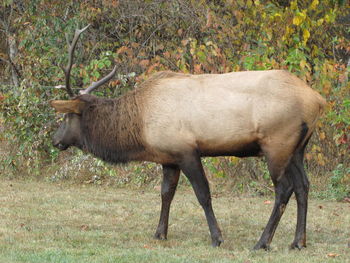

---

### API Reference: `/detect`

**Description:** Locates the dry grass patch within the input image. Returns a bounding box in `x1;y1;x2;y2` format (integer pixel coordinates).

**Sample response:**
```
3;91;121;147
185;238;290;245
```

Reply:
0;179;349;263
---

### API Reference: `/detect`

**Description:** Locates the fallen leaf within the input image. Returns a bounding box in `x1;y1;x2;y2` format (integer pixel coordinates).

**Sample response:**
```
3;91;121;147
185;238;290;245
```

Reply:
80;225;89;231
318;205;323;209
343;197;350;203
143;244;153;249
327;253;339;258
264;200;272;204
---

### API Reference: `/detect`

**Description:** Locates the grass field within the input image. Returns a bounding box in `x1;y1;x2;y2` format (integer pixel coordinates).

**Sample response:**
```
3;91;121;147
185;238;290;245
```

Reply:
0;178;349;263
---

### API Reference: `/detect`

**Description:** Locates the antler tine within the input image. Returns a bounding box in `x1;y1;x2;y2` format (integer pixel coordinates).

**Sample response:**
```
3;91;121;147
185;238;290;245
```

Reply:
79;66;117;95
63;24;90;97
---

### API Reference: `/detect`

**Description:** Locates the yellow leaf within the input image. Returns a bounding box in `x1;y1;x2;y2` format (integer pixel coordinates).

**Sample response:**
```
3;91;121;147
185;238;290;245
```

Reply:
310;0;319;10
293;16;302;26
312;45;319;57
247;0;252;8
317;18;324;26
229;156;239;164
234;65;240;71
303;29;310;44
317;153;325;166
300;60;307;70
291;0;298;10
325;14;330;23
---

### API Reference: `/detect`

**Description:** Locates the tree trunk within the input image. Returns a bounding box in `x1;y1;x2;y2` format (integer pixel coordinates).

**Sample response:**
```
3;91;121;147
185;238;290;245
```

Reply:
8;34;20;87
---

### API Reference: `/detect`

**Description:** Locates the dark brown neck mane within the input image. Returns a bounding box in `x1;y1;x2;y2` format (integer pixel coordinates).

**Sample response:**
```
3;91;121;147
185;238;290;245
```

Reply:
80;93;145;163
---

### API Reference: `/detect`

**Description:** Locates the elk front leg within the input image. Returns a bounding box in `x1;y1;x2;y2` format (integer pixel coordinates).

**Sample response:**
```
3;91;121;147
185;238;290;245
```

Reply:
154;164;180;240
179;152;223;247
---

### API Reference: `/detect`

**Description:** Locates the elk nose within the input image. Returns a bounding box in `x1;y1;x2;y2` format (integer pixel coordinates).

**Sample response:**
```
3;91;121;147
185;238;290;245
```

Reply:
53;142;68;151
52;138;67;150
52;137;60;148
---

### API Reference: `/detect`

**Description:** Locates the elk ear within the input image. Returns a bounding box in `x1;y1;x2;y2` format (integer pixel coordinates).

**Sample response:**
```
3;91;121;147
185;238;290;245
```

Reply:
50;99;86;114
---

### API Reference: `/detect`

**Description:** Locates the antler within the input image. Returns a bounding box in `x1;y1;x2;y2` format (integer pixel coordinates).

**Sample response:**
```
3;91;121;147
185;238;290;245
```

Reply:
62;24;90;97
61;24;117;96
79;66;117;95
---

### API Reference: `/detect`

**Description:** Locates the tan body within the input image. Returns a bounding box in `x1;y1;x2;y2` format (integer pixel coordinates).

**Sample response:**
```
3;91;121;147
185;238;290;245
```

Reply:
135;70;325;165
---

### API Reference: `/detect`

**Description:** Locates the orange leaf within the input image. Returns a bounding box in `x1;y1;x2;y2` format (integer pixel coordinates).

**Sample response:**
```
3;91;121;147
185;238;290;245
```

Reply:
322;80;331;95
143;244;153;250
194;64;202;74
163;51;170;58
181;39;189;46
327;253;339;258
117;46;130;54
131;42;140;48
319;132;326;140
139;59;150;69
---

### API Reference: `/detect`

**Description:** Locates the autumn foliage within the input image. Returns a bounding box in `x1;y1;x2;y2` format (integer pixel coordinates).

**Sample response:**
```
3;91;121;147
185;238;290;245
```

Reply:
0;0;349;197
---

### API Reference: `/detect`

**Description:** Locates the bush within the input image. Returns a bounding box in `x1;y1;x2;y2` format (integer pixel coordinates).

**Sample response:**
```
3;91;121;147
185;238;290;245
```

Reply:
0;0;349;197
0;84;59;176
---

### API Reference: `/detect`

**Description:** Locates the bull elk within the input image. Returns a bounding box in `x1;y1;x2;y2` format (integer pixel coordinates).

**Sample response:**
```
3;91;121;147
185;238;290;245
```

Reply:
50;26;326;250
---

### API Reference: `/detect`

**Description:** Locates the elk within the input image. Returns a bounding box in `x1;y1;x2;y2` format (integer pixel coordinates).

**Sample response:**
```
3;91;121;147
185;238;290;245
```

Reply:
50;26;326;250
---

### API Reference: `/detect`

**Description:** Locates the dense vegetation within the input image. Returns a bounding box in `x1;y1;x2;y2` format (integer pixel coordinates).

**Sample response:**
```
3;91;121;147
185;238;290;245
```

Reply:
0;0;349;199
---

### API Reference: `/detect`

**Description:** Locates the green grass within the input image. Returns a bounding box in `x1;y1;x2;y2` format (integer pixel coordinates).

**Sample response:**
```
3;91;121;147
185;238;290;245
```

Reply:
0;179;349;263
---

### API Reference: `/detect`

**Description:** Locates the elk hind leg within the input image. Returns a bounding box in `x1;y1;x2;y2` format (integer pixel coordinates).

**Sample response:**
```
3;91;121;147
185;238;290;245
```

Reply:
290;144;309;249
254;147;294;250
254;174;293;249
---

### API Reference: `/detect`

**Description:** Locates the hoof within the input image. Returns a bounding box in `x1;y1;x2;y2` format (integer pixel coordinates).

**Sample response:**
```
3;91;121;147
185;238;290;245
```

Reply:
154;232;167;240
290;241;306;250
212;237;224;247
253;243;271;251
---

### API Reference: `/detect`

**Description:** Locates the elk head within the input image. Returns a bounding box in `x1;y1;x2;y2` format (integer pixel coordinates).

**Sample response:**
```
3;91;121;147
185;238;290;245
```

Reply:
50;25;117;151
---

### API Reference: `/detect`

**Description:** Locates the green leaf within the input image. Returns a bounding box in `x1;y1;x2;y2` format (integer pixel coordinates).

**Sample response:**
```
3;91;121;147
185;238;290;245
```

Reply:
105;60;112;67
92;71;100;78
197;51;207;63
